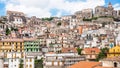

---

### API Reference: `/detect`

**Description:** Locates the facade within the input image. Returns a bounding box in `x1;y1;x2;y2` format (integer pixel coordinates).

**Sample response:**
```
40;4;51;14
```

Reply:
82;48;100;60
94;2;117;17
8;58;20;68
75;8;93;19
101;56;120;68
25;56;35;68
0;53;4;68
0;38;24;68
43;53;84;68
107;45;120;58
7;10;26;24
0;38;24;58
82;9;93;19
24;38;40;52
64;56;85;67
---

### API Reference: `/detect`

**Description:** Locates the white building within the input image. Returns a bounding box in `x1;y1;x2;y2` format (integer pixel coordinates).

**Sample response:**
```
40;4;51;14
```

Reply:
43;53;85;68
8;58;20;68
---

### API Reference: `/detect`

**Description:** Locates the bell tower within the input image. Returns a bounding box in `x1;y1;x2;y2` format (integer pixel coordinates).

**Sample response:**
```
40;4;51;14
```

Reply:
108;2;113;10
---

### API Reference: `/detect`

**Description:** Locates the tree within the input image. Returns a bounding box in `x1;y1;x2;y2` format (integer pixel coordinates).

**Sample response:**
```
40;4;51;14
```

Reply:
11;27;18;31
102;22;106;27
96;48;109;61
35;58;43;68
19;59;23;68
42;17;54;21
77;48;83;55
57;22;61;26
6;28;11;35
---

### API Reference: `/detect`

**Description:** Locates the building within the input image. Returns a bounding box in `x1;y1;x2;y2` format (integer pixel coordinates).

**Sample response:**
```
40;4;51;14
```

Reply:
43;53;85;68
82;48;100;60
101;56;120;68
8;58;21;68
7;10;26;24
0;53;4;68
107;45;120;58
94;2;117;17
82;9;93;19
0;38;24;68
61;48;77;53
69;61;101;68
64;56;85;67
25;55;35;68
75;8;93;20
24;38;40;52
0;38;24;58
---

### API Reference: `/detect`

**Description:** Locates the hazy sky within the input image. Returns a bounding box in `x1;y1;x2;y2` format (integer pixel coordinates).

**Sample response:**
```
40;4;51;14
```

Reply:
0;0;120;17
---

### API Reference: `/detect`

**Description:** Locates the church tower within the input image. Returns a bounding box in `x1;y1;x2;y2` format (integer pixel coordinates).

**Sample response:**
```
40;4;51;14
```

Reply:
108;2;113;10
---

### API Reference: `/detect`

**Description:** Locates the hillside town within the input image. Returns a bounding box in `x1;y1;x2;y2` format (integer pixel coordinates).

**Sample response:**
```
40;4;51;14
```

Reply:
0;2;120;68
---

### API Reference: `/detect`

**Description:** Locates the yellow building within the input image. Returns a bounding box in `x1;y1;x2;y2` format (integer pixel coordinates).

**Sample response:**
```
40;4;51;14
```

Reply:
0;38;24;58
107;45;120;58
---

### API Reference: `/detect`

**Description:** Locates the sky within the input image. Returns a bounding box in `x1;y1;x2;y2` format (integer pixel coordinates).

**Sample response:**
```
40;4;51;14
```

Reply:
0;0;120;18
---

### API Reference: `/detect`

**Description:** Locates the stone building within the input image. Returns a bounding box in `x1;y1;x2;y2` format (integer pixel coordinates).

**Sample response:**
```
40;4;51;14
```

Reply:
7;10;26;24
81;9;93;19
75;8;93;19
94;2;117;17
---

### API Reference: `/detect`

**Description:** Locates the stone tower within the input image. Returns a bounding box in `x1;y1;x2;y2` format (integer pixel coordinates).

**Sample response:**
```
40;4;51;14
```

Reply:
108;2;113;10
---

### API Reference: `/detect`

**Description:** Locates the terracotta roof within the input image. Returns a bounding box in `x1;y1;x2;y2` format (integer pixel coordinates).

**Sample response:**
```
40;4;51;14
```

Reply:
49;34;56;37
95;66;113;68
47;52;55;54
62;48;77;53
23;38;36;41
69;61;101;68
0;38;23;42
82;48;100;54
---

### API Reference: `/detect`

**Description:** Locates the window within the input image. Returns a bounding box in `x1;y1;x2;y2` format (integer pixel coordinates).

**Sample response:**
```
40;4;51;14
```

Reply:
30;64;32;67
113;49;115;52
30;59;32;62
3;42;4;45
16;46;17;48
20;42;22;45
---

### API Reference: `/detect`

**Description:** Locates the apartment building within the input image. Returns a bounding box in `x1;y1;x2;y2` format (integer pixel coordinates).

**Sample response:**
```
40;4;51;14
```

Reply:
43;53;85;68
24;38;40;52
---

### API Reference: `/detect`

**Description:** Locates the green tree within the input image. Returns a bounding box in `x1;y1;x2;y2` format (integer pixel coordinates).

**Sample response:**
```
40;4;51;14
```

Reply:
96;48;109;61
42;17;54;21
57;22;61;26
11;27;18;31
35;58;43;68
19;59;23;68
102;22;106;27
6;28;11;35
77;48;83;55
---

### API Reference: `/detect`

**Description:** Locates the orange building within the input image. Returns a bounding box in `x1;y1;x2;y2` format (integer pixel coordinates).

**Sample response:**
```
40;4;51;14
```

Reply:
78;26;83;34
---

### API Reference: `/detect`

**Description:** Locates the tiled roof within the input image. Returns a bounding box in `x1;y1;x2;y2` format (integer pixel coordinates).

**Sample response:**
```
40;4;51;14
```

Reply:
23;38;36;41
69;61;101;68
0;38;24;42
95;66;113;68
62;48;77;53
82;48;100;54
